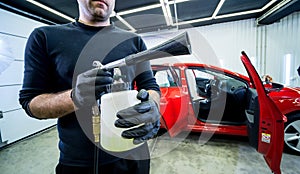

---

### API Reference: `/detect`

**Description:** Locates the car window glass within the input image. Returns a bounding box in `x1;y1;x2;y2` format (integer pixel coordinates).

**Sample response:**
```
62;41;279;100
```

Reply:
154;69;177;87
185;69;201;100
194;70;214;79
187;67;248;99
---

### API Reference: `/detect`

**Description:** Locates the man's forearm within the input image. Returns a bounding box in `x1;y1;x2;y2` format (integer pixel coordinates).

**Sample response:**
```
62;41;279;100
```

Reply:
29;89;76;119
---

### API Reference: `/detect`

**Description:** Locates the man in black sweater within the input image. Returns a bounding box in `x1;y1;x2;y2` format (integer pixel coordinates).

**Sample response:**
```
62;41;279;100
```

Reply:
19;0;161;173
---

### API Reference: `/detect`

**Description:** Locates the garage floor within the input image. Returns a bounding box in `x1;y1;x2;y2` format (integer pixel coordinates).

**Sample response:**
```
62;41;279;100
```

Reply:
0;126;299;174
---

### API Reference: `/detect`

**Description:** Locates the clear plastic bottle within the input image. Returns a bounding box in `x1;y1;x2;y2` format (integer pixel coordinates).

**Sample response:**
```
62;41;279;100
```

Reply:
100;68;144;152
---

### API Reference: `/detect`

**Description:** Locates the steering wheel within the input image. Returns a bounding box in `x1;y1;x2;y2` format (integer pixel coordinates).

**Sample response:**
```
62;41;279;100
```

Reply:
204;79;219;98
210;79;221;99
204;82;211;93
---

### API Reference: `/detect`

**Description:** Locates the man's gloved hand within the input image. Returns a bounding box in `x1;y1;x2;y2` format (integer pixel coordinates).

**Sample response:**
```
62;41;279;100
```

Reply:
72;68;113;108
114;89;161;145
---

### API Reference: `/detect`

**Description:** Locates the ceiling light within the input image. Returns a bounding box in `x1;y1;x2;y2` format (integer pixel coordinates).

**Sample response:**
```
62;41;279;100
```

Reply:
160;0;173;25
117;0;189;16
215;9;261;19
169;0;190;5
212;0;226;18
176;0;277;26
215;0;277;19
114;13;136;32
117;4;162;16
165;1;174;25
113;0;192;32
257;0;297;24
177;17;213;25
26;0;75;22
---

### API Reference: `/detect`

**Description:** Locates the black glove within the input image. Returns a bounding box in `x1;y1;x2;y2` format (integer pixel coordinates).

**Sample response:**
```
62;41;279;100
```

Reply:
72;68;113;108
114;89;161;145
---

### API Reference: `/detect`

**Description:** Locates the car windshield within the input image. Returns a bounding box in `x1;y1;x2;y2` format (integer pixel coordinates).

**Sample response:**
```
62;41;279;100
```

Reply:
189;67;247;87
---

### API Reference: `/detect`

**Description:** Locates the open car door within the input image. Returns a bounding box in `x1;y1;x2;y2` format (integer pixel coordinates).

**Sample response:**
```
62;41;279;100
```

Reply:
153;65;190;137
241;51;285;174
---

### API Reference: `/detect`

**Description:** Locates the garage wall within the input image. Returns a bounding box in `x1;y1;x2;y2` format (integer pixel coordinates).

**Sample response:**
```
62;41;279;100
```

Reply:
0;9;56;147
198;11;300;86
193;19;257;76
265;12;300;86
144;11;300;87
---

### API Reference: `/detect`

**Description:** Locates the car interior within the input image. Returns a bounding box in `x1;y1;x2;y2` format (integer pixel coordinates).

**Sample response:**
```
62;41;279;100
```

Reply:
185;68;249;125
153;66;262;129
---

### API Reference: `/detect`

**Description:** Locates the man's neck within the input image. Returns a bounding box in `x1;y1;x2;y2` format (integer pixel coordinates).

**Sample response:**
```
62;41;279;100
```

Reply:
78;18;110;27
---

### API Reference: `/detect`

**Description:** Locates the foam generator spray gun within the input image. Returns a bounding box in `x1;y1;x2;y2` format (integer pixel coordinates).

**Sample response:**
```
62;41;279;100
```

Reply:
91;31;192;147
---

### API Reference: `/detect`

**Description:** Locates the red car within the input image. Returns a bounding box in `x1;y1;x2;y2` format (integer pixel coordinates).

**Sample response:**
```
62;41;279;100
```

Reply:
152;52;300;174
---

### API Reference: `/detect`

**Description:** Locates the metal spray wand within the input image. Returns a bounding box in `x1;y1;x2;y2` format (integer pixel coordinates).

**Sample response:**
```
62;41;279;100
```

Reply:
91;61;103;174
91;61;124;145
91;61;124;174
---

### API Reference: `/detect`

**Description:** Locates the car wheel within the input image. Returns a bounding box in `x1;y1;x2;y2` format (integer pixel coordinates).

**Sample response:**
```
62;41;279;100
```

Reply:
284;113;300;155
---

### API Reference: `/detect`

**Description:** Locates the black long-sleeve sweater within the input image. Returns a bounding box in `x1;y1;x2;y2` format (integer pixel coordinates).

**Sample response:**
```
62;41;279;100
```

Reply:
19;21;160;166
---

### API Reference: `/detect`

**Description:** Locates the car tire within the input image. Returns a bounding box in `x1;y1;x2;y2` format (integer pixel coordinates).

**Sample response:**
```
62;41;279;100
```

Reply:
284;113;300;155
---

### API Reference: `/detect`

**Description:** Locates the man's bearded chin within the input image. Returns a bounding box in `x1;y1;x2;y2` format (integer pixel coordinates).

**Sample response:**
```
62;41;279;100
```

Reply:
93;8;112;22
93;15;108;22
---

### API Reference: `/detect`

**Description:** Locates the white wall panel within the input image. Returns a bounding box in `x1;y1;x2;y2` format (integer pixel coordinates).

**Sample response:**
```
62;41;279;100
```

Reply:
0;33;27;60
0;9;55;145
144;12;300;86
144;19;258;76
0;109;56;144
196;12;300;86
0;85;22;112
0;9;46;37
194;19;257;75
265;12;300;86
0;61;23;86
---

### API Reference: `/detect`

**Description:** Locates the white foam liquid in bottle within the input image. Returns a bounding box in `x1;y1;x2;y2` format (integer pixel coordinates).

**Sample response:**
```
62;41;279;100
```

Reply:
100;68;144;152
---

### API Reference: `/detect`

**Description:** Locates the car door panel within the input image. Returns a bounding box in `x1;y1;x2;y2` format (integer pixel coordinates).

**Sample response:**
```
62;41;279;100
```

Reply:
159;86;189;137
245;88;259;149
241;51;284;174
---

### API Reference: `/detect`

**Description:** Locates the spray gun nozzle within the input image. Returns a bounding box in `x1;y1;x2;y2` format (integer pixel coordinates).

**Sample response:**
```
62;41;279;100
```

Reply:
92;61;103;69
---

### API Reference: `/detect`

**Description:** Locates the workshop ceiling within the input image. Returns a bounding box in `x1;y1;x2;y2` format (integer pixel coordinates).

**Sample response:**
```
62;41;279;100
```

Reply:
1;0;300;33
